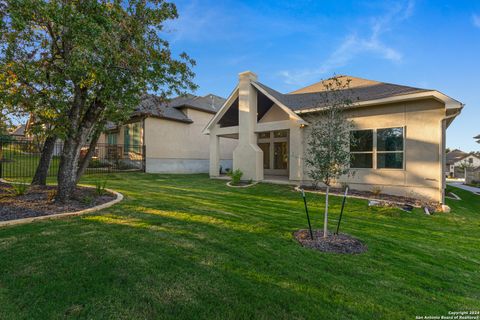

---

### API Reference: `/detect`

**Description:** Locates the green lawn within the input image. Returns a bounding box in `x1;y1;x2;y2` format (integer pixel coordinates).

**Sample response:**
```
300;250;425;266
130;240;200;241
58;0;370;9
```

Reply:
0;146;60;180
0;174;479;319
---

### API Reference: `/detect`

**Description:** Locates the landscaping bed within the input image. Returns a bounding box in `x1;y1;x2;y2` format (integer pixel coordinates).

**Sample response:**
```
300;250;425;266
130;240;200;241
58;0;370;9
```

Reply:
0;181;115;222
300;185;433;207
294;229;368;254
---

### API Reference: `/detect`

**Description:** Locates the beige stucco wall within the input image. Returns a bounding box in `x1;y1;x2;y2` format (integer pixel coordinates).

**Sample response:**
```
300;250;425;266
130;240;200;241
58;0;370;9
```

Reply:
98;109;237;173
259;104;290;123
145;109;236;160
145;109;237;173
300;98;446;202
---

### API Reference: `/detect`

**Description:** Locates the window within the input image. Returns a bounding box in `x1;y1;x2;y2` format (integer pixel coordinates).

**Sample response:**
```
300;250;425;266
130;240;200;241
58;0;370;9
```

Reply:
469;158;473;164
107;133;117;145
258;132;270;139
123;122;142;154
349;127;405;170
350;130;373;168
273;130;288;138
377;127;404;169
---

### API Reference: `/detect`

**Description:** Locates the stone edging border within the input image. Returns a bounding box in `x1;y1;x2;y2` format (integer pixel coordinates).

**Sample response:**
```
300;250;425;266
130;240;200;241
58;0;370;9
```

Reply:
0;180;124;227
226;181;258;188
293;186;422;208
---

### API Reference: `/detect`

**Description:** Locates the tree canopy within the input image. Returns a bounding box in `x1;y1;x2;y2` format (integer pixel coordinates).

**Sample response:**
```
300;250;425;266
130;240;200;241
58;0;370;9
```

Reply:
0;0;197;200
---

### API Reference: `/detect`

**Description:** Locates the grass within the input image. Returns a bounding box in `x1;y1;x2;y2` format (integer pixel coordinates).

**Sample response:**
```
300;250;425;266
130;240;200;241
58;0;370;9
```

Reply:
0;146;61;179
0;173;479;319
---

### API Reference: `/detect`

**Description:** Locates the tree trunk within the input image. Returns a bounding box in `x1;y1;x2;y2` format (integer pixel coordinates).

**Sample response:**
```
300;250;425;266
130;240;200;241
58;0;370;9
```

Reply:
56;94;105;202
76;127;103;183
31;135;58;186
324;186;329;238
56;138;83;202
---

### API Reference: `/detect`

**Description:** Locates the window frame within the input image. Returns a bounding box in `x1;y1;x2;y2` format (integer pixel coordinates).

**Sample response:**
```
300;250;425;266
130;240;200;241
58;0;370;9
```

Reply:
375;126;405;170
349;126;405;171
349;129;374;169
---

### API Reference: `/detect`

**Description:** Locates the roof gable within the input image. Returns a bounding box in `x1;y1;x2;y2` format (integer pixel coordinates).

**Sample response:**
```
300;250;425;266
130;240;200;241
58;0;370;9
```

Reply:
290;76;382;94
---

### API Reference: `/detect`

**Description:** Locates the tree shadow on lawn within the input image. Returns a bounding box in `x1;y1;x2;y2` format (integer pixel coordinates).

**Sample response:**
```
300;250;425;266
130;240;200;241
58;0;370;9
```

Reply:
0;213;475;319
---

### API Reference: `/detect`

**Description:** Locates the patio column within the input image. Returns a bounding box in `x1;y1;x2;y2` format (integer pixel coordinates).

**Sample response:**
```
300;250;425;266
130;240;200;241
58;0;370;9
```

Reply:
209;132;220;177
233;71;263;181
289;124;304;181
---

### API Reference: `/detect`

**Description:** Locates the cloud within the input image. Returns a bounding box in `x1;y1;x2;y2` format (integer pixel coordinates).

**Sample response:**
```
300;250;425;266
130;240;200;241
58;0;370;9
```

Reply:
473;14;480;28
279;0;415;86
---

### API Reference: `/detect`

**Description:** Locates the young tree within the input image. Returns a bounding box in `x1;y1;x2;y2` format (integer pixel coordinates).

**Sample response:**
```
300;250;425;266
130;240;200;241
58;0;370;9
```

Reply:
304;76;354;238
0;0;196;201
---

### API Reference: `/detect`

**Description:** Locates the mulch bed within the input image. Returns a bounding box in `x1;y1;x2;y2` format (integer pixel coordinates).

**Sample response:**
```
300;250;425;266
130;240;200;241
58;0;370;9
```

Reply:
0;181;115;222
294;229;368;254
300;185;428;207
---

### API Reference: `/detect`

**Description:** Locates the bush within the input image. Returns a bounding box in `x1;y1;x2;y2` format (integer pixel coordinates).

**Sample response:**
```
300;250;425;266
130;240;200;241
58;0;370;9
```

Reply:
371;186;382;198
227;169;243;185
95;180;108;196
47;190;57;202
88;159;110;168
11;182;29;196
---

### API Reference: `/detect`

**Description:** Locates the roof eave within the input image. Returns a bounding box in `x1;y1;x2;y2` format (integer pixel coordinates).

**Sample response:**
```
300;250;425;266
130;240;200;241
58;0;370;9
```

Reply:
250;82;307;125
174;104;217;114
203;85;240;135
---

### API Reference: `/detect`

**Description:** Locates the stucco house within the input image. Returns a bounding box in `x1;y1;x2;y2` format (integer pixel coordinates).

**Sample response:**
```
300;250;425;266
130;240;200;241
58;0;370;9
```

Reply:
99;94;236;173
9;124;27;139
204;71;463;203
446;149;480;177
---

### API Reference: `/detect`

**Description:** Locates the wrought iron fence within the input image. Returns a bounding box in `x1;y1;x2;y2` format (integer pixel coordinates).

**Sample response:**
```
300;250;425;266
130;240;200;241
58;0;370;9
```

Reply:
0;138;145;180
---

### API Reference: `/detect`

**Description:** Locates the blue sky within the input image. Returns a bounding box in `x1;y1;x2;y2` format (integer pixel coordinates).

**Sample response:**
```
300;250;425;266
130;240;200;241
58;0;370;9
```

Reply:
163;0;480;151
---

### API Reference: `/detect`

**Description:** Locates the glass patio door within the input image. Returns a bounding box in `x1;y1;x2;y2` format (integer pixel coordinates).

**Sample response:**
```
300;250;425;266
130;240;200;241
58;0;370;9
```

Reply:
257;130;289;176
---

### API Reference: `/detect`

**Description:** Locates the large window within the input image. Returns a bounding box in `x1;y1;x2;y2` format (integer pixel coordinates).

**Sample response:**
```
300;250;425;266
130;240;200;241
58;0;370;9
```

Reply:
350;130;373;168
107;132;117;145
350;127;404;170
377;127;404;169
123;122;142;154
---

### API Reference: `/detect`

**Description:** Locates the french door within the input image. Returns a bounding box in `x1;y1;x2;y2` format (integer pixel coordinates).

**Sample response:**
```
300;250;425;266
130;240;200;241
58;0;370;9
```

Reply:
258;130;289;176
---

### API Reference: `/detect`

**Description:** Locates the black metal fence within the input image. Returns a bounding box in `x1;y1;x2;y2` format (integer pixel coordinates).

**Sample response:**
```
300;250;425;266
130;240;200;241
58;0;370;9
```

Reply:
0;138;145;180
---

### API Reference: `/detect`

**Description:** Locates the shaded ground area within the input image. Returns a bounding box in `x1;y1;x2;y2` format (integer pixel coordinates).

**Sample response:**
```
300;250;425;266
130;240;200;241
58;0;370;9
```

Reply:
0;174;478;319
294;229;368;254
0;182;115;221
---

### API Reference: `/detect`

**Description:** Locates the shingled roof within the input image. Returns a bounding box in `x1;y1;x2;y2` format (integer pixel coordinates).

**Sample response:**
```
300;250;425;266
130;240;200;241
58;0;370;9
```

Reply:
254;76;430;112
9;124;26;136
446;149;469;165
132;93;226;123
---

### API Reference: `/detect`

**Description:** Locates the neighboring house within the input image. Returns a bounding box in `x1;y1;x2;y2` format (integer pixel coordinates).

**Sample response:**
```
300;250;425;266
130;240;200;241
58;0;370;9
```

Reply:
446;149;480;177
8;124;27;140
204;71;463;203
99;94;237;173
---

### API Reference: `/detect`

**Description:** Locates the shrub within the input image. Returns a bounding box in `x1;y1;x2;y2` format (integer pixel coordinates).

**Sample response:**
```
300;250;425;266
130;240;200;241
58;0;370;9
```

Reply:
47;189;57;202
81;195;94;206
228;169;243;185
88;159;110;168
371;186;382;198
11;182;29;196
95;180;108;196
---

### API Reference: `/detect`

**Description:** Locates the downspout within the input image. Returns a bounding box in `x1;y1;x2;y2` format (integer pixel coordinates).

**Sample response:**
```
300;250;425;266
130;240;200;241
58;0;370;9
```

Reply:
439;108;462;204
